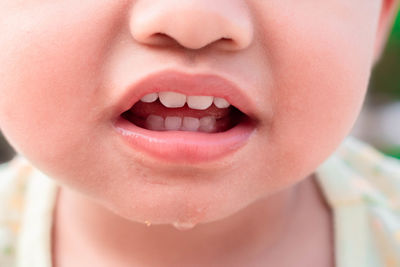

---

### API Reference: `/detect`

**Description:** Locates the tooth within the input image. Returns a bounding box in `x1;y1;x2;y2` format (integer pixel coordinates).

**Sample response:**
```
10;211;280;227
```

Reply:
140;93;158;103
164;116;182;131
213;97;230;108
145;115;164;131
181;117;200;132
187;96;213;110
199;116;216;133
159;92;186;108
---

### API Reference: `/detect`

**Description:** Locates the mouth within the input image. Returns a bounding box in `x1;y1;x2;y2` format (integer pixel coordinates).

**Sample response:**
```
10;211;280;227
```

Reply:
113;70;258;163
121;92;246;133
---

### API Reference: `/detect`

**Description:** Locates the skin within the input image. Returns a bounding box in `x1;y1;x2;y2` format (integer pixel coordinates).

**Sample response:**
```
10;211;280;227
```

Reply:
0;0;398;266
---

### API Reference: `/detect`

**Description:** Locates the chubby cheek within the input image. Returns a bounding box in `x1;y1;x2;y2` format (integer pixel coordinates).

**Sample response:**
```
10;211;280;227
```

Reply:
0;2;125;169
249;1;379;189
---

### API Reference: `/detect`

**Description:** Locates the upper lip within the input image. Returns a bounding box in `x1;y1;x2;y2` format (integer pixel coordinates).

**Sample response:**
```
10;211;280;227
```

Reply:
114;69;258;119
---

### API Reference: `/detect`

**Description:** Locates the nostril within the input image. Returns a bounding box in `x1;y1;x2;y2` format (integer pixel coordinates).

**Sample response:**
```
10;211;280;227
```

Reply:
219;37;237;48
145;33;179;47
152;33;172;41
149;34;237;51
144;32;214;50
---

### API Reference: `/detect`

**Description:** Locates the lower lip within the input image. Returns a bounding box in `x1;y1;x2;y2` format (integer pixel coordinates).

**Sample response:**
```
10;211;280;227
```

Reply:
113;117;256;163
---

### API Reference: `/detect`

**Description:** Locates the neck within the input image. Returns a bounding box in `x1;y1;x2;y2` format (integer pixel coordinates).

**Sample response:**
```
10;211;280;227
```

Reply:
52;175;332;267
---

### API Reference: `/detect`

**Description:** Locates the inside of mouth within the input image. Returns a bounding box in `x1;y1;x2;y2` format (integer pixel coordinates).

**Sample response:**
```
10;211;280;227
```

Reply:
121;99;246;133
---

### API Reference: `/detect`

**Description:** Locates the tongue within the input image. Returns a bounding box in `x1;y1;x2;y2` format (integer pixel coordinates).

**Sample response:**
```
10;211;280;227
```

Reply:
129;100;232;119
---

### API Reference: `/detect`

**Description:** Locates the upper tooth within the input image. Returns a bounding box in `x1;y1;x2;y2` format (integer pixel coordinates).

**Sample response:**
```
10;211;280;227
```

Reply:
140;93;158;103
143;91;230;109
159;92;186;108
187;96;214;110
213;97;230;108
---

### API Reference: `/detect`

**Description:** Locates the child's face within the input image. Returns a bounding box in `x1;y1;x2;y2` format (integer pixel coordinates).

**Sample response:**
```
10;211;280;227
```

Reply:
0;1;396;226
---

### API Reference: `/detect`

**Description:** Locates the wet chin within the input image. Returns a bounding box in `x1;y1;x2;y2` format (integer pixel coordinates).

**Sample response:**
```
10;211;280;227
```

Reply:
100;185;254;230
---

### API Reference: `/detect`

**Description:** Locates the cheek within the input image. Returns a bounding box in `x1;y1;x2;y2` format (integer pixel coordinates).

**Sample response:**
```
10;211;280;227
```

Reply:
0;2;125;163
249;1;380;186
275;6;377;138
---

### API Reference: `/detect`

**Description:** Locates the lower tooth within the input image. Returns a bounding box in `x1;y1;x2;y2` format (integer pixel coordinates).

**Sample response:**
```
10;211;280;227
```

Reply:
181;117;200;132
145;115;164;131
165;116;182;130
199;116;216;133
145;115;216;132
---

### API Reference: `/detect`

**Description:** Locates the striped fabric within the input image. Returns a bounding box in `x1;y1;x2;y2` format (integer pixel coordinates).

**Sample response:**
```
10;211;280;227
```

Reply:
317;136;400;267
0;136;400;266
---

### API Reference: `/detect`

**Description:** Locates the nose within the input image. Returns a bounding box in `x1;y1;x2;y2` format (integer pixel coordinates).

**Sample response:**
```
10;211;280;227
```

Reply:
129;0;254;51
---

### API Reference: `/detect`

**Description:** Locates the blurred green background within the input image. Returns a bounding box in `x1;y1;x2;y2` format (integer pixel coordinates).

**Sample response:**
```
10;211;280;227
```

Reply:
1;12;400;163
366;11;400;159
371;12;400;100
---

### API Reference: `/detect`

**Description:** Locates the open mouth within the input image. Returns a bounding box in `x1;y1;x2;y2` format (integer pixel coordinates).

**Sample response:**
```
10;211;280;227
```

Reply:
121;92;247;133
113;70;257;163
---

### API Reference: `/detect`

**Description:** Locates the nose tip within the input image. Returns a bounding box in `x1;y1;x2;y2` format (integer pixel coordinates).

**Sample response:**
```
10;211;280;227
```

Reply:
129;0;253;51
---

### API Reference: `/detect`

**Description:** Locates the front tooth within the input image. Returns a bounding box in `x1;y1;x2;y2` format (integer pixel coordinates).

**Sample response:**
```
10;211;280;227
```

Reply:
213;97;230;108
164;116;182;131
159;92;186;108
145;115;164;131
199;116;216;133
140;93;158;103
187;96;214;110
181;117;200;132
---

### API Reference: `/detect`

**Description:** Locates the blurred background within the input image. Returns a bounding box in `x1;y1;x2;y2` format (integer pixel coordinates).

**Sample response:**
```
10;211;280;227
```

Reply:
352;11;400;159
1;13;400;163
